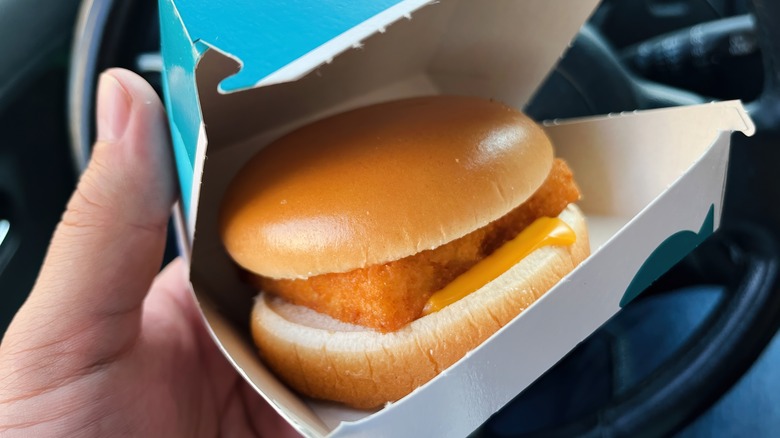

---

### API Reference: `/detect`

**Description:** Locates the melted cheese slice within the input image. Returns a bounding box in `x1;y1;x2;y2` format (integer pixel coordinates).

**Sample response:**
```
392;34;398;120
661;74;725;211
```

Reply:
422;217;576;315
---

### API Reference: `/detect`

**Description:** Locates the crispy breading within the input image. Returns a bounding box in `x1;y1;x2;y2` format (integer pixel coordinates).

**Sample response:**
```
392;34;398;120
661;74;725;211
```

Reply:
249;159;581;332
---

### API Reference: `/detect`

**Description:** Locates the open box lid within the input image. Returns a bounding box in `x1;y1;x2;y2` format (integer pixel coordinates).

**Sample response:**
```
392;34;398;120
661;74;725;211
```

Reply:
159;0;602;233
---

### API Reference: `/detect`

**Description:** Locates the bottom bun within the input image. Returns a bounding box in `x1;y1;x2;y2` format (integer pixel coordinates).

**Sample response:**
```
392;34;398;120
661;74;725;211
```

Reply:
251;204;590;409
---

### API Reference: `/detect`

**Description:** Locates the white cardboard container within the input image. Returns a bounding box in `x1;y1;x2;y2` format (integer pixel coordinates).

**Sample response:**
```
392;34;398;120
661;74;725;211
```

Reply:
159;0;755;436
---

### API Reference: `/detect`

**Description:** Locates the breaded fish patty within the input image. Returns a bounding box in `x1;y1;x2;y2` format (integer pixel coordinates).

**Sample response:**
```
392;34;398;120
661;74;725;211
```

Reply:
249;159;580;332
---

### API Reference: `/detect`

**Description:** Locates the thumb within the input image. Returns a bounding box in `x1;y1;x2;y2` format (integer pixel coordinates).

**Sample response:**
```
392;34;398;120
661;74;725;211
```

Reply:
2;69;177;363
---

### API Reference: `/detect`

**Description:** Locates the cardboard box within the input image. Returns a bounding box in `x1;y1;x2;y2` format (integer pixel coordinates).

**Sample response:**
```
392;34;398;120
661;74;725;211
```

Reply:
159;0;755;436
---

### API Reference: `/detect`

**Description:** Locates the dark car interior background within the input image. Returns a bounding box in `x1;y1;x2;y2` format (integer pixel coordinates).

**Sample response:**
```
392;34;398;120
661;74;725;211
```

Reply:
1;0;779;436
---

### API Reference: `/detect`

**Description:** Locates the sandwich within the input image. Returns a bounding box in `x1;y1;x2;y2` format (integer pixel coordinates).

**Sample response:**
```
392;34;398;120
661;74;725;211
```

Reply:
219;95;590;408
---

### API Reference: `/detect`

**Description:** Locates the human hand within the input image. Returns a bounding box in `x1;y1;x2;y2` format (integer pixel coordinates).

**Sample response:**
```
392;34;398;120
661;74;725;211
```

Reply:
0;69;299;437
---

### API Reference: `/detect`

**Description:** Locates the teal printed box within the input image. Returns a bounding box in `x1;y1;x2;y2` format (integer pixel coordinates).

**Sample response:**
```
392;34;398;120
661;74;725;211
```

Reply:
158;1;754;436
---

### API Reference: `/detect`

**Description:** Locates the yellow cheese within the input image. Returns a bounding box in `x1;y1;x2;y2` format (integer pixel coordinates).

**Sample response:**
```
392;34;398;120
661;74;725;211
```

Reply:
422;217;576;315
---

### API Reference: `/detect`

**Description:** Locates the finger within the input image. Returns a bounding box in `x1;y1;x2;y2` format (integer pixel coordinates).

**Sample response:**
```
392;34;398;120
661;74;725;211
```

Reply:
147;260;298;438
144;258;239;407
143;258;200;328
4;69;177;358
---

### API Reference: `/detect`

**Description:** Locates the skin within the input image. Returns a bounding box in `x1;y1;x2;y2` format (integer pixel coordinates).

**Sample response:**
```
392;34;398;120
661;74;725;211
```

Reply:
0;69;299;437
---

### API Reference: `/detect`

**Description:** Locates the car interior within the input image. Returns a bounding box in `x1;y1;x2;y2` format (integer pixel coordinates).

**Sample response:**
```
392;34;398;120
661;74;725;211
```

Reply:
1;0;779;436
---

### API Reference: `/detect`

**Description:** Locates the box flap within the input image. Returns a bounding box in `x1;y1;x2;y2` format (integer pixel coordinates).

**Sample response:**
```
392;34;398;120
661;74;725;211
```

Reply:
169;0;431;92
546;100;755;217
160;0;205;218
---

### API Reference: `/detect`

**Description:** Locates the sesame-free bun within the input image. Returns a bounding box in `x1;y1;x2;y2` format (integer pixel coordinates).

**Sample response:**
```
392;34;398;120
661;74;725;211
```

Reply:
250;205;589;409
219;95;554;279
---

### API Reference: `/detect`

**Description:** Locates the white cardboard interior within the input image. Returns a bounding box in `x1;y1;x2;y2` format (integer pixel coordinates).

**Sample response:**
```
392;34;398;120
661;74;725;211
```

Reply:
176;1;756;436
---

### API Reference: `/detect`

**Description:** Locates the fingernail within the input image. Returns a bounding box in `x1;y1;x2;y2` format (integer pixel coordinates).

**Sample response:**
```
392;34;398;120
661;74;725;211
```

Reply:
96;73;132;142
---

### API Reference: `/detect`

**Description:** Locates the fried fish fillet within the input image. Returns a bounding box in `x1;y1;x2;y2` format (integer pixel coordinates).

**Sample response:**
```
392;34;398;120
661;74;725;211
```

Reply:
249;159;581;332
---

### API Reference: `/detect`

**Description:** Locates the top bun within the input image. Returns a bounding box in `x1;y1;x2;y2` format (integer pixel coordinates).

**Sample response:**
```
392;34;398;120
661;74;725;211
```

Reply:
220;95;553;279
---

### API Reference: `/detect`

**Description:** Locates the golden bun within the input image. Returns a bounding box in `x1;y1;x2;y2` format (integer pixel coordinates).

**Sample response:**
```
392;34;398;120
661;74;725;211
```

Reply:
219;95;554;279
250;205;589;409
